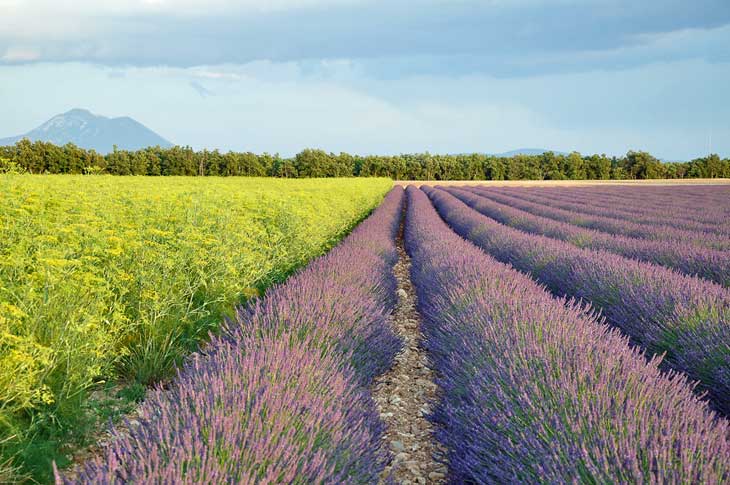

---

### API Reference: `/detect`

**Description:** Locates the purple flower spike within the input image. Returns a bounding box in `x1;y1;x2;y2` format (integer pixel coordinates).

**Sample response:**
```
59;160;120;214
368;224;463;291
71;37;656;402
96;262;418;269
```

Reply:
405;186;730;483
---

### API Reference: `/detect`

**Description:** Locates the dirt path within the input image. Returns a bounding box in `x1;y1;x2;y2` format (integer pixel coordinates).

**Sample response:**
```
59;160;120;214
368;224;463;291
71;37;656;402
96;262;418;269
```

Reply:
373;213;447;484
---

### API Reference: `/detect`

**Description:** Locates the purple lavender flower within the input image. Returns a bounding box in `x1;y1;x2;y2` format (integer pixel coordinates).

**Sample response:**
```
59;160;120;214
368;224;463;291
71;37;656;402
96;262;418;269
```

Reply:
423;186;730;414
406;186;730;483
443;186;730;286
463;185;730;250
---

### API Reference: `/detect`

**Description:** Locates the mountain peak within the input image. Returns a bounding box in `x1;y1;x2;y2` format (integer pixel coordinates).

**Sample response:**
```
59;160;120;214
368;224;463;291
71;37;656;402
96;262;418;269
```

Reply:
493;148;568;157
59;108;104;121
0;109;172;154
64;107;96;116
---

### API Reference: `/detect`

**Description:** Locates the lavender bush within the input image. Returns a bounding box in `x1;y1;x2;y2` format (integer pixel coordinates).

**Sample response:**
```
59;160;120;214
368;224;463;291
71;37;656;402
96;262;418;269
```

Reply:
59;187;405;484
538;184;730;210
486;185;730;233
406;186;730;483
446;187;730;286
465;186;730;250
532;185;730;229
424;186;730;414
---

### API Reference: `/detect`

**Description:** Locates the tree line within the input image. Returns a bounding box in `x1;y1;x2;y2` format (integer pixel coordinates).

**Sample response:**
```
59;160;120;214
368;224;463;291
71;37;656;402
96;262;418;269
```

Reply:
1;139;728;180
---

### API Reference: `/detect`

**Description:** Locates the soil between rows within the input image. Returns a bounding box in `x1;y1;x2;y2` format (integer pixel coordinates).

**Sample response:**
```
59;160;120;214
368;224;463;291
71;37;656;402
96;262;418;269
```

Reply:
372;209;447;485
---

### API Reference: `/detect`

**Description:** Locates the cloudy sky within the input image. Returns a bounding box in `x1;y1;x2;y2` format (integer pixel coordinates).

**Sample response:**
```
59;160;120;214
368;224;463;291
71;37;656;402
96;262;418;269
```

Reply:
1;0;728;159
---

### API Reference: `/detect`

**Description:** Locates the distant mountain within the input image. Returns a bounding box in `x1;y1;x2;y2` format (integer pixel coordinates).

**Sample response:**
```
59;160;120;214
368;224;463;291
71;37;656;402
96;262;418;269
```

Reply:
492;148;568;157
0;108;173;154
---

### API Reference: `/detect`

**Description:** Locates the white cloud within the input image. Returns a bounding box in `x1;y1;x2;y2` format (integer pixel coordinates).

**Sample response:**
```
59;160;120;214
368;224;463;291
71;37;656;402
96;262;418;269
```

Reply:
521;23;730;68
2;0;366;19
0;54;728;160
1;46;40;62
0;0;727;77
0;0;370;45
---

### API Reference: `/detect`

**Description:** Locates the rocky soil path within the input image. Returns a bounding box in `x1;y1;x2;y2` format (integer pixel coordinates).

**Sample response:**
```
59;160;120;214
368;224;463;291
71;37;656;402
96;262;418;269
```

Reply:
373;214;447;484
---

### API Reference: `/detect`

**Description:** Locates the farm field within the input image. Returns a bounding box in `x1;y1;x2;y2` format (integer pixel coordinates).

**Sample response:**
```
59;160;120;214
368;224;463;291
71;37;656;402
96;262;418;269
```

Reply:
425;185;730;412
4;0;729;482
395;178;730;187
4;177;730;483
405;186;730;482
0;175;391;482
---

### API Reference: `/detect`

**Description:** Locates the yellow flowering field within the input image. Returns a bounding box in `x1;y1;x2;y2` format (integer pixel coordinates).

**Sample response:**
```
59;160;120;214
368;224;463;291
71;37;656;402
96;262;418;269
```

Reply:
0;175;391;480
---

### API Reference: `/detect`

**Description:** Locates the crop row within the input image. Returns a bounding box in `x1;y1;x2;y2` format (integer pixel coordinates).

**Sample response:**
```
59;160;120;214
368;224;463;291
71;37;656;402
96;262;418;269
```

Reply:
542;183;730;207
563;185;730;208
406;186;730;482
445;187;730;286
549;184;730;203
465;186;730;250
483;186;730;235
59;187;405;483
496;185;730;231
424;186;730;413
525;184;730;212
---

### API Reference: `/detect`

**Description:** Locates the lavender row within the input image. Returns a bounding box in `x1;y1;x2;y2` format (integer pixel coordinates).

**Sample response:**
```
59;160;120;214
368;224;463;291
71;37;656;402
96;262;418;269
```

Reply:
567;185;730;209
60;188;405;484
550;184;730;203
489;186;730;234
526;185;730;221
424;186;730;414
535;185;730;208
470;185;730;244
466;186;730;250
495;187;730;234
405;186;730;483
445;187;730;286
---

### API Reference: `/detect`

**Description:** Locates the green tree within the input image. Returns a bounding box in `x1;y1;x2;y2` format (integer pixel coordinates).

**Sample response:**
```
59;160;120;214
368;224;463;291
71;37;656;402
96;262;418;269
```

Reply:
62;143;86;173
623;151;663;179
541;152;565;180
105;146;133;175
689;154;725;178
584;154;611;180
484;156;505;180
561;152;586;180
14;139;44;173
271;157;298;177
295;149;332;177
259;153;276;176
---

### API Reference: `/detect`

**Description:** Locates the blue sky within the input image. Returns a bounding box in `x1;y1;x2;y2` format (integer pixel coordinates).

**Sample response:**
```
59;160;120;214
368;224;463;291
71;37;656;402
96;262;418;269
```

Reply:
1;0;729;159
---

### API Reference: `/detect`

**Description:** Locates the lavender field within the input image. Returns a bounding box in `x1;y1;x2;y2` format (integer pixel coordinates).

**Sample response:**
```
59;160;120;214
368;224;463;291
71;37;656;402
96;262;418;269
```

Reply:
58;183;730;484
4;0;728;482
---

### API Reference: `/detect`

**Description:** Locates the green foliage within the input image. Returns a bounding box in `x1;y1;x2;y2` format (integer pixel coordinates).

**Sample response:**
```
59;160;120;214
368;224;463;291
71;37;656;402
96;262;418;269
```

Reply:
624;150;664;179
294;149;354;177
83;165;103;175
0;175;391;482
687;154;730;178
0;158;27;174
116;382;146;404
584;154;611;179
3;139;728;180
271;157;298;178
